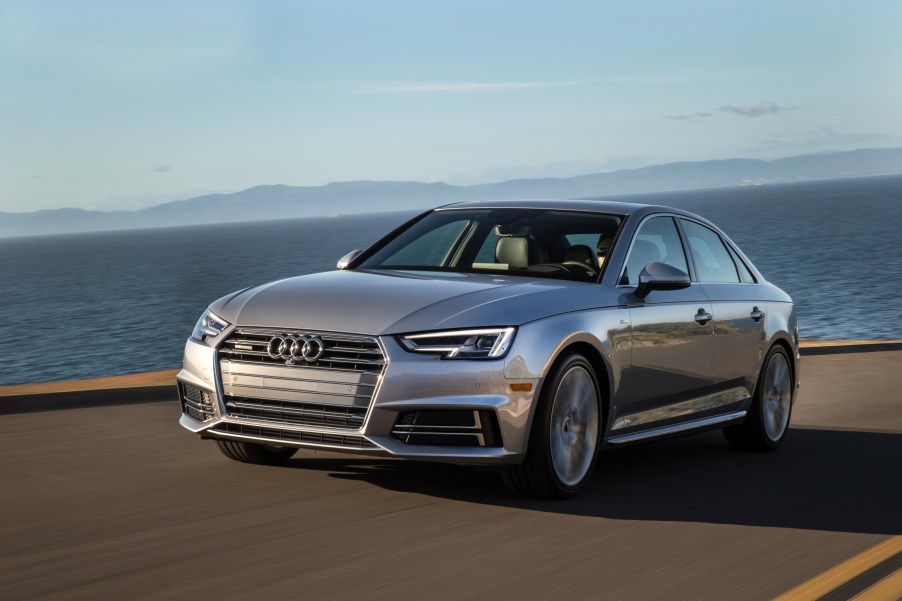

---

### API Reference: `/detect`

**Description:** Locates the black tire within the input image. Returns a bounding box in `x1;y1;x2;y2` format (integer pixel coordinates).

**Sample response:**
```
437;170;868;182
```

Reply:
723;345;794;452
502;352;602;499
215;439;298;465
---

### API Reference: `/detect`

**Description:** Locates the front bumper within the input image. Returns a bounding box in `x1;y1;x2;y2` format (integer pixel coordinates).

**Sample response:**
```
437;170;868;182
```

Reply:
177;333;538;465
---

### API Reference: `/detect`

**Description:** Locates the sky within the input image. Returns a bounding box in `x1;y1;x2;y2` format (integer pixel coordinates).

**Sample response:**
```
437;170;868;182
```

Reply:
2;0;901;213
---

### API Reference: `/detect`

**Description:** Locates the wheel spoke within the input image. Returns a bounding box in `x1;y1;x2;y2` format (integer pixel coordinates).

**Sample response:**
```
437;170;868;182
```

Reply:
762;353;791;442
549;365;600;487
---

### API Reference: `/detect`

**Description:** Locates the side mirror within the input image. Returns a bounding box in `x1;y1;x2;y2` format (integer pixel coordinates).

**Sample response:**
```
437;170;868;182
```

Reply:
635;262;691;298
336;250;363;270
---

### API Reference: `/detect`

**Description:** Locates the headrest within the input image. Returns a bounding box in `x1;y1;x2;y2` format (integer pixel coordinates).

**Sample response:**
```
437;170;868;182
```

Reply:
495;236;530;268
631;240;662;265
564;244;596;267
597;236;613;257
495;223;530;237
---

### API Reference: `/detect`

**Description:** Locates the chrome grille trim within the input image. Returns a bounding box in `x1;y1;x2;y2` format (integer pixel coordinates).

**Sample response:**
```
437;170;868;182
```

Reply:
217;328;385;431
219;328;385;372
224;398;367;429
208;423;378;449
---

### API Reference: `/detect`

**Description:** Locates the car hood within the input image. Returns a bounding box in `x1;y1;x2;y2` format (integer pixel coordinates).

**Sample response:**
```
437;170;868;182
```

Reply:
211;269;615;335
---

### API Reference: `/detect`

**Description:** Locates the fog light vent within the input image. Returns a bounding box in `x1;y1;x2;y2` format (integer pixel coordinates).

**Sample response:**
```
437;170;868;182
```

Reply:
180;382;215;422
392;410;501;447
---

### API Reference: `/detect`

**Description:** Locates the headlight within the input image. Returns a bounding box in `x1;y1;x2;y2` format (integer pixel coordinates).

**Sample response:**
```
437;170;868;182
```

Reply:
398;327;515;359
191;309;230;342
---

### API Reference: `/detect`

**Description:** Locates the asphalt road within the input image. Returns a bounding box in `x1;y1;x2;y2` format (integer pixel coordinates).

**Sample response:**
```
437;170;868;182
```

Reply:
1;351;900;600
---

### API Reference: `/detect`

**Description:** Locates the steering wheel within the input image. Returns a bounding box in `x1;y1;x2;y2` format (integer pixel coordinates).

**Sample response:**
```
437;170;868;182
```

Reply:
561;260;598;277
528;262;597;278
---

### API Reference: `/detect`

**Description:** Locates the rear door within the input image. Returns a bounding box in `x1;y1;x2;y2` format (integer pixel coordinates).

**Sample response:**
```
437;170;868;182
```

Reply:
679;219;766;403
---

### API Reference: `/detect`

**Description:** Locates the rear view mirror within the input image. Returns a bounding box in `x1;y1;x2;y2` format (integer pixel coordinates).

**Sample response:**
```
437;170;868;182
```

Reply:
635;262;691;298
337;250;362;270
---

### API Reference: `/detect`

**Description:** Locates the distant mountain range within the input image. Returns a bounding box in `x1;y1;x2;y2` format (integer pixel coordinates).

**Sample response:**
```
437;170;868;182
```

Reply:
3;147;902;238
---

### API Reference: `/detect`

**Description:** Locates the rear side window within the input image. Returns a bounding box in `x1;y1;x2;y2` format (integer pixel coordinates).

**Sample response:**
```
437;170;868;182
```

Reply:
680;220;740;283
726;244;756;283
620;217;688;285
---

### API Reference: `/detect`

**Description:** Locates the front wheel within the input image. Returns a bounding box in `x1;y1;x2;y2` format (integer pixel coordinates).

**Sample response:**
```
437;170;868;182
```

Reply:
723;345;794;451
502;353;602;498
215;440;298;465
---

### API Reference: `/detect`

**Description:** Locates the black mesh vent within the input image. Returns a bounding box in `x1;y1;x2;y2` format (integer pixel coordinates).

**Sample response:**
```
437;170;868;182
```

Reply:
180;382;214;422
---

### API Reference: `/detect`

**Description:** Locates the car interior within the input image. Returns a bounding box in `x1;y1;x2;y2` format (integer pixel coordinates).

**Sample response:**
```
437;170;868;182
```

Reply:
361;209;623;282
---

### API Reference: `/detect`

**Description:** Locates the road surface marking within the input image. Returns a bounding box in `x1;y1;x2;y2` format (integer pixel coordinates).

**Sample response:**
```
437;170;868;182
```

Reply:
849;566;902;601
772;535;902;601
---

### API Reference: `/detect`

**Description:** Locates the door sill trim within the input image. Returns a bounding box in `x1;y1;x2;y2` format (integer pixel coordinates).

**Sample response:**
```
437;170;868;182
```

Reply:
606;410;747;445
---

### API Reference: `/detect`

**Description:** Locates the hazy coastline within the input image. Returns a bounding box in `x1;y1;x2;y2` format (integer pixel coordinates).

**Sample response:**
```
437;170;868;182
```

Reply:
4;147;902;239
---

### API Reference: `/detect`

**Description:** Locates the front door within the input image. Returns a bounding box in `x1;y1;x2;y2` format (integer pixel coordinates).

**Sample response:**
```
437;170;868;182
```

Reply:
613;216;716;432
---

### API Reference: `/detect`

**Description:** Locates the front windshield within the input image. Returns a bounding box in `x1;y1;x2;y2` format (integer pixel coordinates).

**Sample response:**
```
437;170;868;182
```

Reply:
358;208;623;282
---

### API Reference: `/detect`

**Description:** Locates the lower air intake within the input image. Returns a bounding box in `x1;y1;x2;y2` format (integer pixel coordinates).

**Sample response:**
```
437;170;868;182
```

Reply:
209;423;377;449
392;410;502;447
180;382;214;422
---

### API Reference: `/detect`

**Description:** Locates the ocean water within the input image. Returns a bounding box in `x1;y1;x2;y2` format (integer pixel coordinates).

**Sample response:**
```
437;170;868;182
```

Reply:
1;175;901;386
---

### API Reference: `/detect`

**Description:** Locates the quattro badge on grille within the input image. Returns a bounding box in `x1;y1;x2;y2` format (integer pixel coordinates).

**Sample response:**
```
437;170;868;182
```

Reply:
266;335;325;363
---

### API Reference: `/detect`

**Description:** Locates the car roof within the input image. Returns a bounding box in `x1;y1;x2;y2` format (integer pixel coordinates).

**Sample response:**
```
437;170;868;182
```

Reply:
434;198;695;219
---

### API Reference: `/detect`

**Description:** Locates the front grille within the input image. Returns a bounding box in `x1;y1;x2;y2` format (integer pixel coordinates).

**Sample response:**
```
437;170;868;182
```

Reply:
224;396;366;429
179;382;214;421
219;328;384;372
218;328;384;431
209;423;377;449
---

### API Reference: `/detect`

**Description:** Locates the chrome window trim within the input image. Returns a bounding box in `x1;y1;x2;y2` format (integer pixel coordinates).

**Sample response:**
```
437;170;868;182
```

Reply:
614;212;690;289
677;217;742;284
676;215;764;284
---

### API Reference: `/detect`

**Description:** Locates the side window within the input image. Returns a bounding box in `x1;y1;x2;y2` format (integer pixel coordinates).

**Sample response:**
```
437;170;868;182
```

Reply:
473;227;502;263
680;220;740;283
564;233;601;249
620;217;689;285
726;244;756;283
380;220;470;266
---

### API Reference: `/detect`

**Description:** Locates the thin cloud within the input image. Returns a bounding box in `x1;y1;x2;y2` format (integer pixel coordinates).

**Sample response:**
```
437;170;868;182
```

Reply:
601;73;709;85
719;101;794;118
30;174;45;180
763;128;897;148
366;81;580;94
152;164;172;173
666;112;714;121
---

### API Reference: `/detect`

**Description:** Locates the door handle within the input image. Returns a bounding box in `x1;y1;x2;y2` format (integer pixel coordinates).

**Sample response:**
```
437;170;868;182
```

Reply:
694;309;712;325
750;307;766;322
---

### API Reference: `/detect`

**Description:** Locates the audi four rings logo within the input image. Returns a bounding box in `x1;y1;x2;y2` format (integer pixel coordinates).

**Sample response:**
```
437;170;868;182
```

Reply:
267;335;325;362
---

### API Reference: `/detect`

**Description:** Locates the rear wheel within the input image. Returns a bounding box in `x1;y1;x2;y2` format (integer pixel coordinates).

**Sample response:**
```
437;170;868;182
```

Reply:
502;353;602;498
724;345;794;451
215;440;298;465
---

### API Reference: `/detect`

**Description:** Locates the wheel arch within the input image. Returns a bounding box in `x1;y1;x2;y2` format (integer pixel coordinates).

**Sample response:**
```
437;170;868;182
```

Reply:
525;336;614;444
768;336;798;401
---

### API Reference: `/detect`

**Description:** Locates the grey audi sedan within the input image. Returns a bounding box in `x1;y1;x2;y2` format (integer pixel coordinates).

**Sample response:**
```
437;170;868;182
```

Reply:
178;200;798;498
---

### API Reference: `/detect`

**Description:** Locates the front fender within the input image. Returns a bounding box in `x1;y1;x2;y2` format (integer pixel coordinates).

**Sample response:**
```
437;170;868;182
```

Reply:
504;308;631;435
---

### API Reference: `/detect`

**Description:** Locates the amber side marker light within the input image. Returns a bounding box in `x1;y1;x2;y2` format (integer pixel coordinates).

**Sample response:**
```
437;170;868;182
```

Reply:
509;383;533;392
